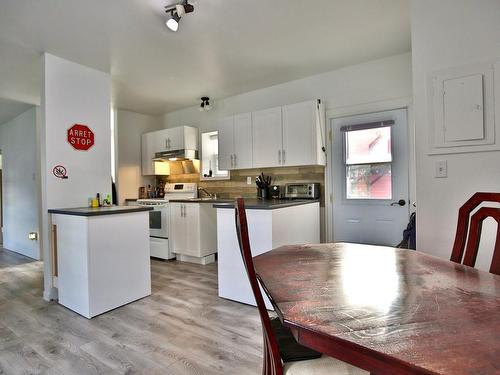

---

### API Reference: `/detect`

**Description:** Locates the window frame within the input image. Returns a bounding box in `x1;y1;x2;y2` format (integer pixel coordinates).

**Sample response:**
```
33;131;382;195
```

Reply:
342;124;394;203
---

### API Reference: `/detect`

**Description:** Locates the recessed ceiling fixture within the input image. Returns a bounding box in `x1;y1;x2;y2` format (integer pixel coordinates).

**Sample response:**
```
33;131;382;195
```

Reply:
165;1;194;32
199;97;211;111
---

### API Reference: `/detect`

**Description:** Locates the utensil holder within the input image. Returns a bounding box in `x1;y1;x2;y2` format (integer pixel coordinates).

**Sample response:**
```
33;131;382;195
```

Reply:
258;187;269;199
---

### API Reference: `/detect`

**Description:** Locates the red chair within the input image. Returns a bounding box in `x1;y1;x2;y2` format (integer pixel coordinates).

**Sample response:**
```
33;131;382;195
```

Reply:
451;192;500;275
234;198;368;375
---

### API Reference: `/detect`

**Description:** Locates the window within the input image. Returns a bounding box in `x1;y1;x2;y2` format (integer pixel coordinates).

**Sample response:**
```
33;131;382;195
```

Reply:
344;126;392;200
200;131;229;180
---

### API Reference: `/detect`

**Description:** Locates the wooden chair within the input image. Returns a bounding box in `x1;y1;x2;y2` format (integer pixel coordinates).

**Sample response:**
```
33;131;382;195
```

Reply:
234;198;368;375
451;192;500;275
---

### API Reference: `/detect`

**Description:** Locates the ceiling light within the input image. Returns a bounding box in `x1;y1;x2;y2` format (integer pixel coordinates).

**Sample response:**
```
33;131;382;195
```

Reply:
165;1;194;32
199;97;211;111
166;11;180;32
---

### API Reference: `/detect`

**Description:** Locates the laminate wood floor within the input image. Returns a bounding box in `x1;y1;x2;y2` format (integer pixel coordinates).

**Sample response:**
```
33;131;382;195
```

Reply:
0;248;263;375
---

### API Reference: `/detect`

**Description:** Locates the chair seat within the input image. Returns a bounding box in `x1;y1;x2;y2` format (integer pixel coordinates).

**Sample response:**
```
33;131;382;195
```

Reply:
270;317;321;362
284;355;369;375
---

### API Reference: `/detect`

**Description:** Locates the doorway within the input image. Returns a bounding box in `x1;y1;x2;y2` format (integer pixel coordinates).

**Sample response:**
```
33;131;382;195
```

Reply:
330;109;409;246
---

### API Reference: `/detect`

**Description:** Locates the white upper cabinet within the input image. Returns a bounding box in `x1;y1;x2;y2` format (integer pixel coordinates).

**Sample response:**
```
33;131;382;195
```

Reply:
217;113;253;170
216;116;235;170
141;126;199;175
156;126;198;152
252;107;283;168
282;100;325;166
233;113;253;169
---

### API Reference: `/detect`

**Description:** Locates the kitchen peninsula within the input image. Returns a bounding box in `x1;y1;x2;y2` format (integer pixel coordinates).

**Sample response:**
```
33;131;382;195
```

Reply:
215;199;320;307
48;205;153;318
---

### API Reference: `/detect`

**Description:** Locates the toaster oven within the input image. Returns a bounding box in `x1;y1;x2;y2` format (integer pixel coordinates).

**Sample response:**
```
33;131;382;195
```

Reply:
284;183;320;199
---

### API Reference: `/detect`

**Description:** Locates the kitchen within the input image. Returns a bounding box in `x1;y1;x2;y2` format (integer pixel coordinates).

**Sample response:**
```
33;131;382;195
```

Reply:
1;0;500;374
129;101;325;305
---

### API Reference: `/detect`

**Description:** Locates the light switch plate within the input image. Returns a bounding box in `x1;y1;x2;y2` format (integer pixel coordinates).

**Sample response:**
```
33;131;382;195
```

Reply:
435;160;448;178
247;176;252;185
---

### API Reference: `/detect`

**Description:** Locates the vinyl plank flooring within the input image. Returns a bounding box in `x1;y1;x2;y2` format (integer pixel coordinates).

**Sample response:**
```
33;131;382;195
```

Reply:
0;248;262;375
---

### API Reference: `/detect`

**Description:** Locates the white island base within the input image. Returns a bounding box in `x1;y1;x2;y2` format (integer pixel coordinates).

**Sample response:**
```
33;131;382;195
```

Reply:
51;207;152;319
216;200;320;308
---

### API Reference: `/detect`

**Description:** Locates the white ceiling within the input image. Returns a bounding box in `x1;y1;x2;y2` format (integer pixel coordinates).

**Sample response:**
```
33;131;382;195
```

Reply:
0;0;410;116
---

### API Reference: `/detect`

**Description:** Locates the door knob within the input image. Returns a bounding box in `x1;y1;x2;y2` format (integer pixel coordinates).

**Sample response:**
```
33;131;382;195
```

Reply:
391;199;406;206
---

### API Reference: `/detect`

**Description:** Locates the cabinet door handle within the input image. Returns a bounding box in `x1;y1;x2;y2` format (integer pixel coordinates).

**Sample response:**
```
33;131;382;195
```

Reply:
181;204;184;217
166;138;168;149
282;149;286;164
278;150;282;164
233;154;237;167
230;154;234;168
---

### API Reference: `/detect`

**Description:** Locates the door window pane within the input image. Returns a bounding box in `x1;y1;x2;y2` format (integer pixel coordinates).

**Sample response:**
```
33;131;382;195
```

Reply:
346;127;392;165
346;163;392;199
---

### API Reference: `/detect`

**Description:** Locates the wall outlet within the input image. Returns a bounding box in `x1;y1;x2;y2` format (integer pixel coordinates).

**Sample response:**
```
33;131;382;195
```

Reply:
435;160;447;178
246;176;252;185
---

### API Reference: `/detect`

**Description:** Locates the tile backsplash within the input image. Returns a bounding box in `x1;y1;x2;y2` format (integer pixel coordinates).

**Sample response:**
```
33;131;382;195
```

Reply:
158;165;325;205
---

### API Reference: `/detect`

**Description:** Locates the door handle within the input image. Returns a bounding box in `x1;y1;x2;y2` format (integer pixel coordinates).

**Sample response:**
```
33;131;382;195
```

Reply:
233;154;237;167
282;149;285;164
278;150;281;164
391;199;407;207
230;154;234;168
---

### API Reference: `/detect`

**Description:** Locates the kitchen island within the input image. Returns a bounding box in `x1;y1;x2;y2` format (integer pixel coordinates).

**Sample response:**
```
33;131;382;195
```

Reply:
49;206;152;318
214;199;320;307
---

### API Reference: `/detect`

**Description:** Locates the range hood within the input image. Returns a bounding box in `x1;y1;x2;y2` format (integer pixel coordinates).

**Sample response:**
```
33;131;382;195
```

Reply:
153;149;199;162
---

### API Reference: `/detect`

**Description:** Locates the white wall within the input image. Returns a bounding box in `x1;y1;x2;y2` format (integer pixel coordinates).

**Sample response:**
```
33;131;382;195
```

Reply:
0;107;40;259
411;0;500;270
41;53;111;300
115;110;161;204
162;53;412;132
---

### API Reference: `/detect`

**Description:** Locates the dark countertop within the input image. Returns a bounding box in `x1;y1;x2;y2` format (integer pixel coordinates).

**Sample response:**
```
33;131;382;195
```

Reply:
48;206;153;217
169;198;234;204
213;199;320;210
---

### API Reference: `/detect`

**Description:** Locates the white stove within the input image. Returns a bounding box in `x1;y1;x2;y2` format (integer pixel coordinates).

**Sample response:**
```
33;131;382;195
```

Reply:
137;183;197;259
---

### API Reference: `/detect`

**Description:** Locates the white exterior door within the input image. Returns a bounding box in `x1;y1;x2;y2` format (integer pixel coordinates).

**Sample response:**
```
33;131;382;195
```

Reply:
252;107;282;168
233;112;253;169
331;109;409;246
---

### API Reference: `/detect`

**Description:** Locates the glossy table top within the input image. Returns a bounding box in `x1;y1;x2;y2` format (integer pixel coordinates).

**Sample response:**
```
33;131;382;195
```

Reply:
253;243;500;375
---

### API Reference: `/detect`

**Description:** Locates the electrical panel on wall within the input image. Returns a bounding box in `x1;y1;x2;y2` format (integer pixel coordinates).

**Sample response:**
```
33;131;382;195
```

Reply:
427;60;499;154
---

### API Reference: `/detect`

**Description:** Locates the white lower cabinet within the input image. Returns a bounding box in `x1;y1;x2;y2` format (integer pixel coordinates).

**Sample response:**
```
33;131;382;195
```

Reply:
170;202;217;265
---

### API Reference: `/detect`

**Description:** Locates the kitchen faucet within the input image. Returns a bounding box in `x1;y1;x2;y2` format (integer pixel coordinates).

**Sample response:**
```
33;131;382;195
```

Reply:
198;187;214;198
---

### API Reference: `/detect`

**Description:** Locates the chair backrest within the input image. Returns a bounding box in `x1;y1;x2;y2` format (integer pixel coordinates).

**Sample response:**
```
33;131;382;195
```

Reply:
451;192;500;275
234;198;283;375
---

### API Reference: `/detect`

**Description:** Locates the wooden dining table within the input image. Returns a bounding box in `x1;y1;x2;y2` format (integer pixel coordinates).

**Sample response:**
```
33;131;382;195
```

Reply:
253;242;500;375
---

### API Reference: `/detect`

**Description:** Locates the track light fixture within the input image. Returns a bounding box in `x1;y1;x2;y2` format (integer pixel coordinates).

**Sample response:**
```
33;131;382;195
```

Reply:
199;97;211;112
165;1;194;32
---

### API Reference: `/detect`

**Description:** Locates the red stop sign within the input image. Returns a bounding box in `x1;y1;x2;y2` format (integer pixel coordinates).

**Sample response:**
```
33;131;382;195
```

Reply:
67;124;94;151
